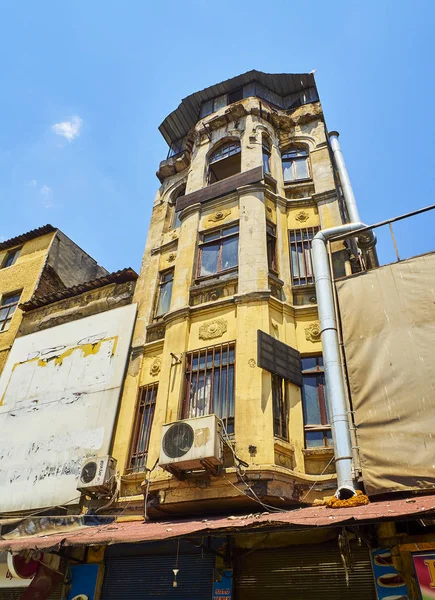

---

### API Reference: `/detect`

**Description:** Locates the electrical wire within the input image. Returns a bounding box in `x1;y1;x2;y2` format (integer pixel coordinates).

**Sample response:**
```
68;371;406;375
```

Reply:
300;455;335;502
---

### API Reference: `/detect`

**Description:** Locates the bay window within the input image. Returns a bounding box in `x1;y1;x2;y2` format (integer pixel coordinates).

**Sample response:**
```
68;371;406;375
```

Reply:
198;223;239;278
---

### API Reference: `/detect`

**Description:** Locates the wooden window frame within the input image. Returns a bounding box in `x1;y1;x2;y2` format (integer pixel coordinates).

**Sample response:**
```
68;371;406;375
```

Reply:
154;268;174;320
127;383;158;473
272;373;289;441
289;226;319;286
182;341;236;434
301;355;332;448
1;247;21;269
282;147;311;183
262;140;271;175
0;291;22;332
196;222;239;280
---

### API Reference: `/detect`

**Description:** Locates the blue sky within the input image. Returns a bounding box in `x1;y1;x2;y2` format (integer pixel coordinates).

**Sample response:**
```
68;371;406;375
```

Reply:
1;1;434;272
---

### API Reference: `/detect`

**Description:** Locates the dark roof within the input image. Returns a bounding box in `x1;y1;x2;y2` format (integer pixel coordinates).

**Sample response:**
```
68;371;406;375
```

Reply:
1;494;435;552
159;70;317;146
20;268;138;311
0;224;57;251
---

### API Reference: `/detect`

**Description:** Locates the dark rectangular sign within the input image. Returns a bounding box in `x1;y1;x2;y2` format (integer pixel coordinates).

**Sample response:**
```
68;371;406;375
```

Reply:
257;330;302;386
176;166;263;212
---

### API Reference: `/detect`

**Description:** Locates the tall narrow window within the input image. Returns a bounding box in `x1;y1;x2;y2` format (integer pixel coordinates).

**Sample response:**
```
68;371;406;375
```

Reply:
208;142;241;183
198;223;239;278
0;291;21;332
301;356;332;448
170;186;185;229
262;139;271;175
2;248;21;269
282;147;309;182
289;227;319;286
127;384;158;472
183;342;235;434
155;269;174;318
272;374;288;441
266;222;277;274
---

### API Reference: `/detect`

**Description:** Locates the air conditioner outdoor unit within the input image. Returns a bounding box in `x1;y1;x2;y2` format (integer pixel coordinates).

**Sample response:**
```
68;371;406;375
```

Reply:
159;415;223;475
77;456;117;496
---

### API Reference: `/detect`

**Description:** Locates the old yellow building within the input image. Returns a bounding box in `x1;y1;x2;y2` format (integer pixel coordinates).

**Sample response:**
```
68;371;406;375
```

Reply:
0;224;107;375
113;70;357;515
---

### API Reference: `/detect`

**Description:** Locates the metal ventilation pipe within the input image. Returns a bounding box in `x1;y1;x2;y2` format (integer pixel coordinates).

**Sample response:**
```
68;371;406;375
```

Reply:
328;131;361;224
312;132;375;499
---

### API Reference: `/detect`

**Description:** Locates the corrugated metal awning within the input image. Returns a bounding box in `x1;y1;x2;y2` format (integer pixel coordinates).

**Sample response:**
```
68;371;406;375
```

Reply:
159;70;317;146
1;494;435;552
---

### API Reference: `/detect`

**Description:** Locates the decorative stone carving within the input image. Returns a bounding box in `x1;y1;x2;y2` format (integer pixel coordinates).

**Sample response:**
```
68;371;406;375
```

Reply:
271;320;279;330
167;253;176;263
171;232;178;240
149;357;162;376
199;318;227;340
208;209;230;223
295;210;309;223
248;358;256;368
305;322;321;343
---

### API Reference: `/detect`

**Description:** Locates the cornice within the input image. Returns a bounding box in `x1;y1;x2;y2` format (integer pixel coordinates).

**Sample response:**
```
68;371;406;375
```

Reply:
150;238;178;256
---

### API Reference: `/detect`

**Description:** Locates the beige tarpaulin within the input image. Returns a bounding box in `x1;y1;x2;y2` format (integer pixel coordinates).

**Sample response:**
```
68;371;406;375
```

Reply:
335;252;435;496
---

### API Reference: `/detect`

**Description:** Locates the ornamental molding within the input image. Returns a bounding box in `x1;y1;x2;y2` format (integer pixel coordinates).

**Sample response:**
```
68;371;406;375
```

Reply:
208;209;231;223
248;358;256;368
167;253;176;263
295;210;310;223
199;318;228;340
305;322;321;343
149;357;162;376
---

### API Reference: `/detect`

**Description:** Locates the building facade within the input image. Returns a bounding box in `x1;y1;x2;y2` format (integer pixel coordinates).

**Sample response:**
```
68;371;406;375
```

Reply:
113;70;355;516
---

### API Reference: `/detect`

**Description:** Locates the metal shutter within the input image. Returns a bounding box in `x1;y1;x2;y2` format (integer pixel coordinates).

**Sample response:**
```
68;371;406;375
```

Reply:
235;543;376;600
101;553;215;600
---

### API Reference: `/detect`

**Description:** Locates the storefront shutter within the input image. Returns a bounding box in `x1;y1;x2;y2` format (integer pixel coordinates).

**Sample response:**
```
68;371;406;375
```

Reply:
235;542;376;600
101;552;215;600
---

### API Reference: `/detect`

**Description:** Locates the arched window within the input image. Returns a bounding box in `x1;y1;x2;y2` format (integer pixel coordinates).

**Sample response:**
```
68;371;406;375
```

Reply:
262;138;271;175
208;141;241;184
282;147;309;182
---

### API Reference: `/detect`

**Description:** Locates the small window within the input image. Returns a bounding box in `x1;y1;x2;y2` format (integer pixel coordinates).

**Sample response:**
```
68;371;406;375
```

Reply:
198;223;239;278
267;222;277;274
301;355;332;448
0;291;21;332
228;88;243;105
272;374;289;441
289;227;319;286
262;139;271;175
2;248;21;269
127;384;158;472
170;187;185;229
282;147;310;182
208;142;241;184
155;269;174;318
183;342;235;434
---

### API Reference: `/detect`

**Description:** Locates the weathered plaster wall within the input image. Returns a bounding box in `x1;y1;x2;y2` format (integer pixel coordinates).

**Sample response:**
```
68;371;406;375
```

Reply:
113;90;345;510
0;304;136;512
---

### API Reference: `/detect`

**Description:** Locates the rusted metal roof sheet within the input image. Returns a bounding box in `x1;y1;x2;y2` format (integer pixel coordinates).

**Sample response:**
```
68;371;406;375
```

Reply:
159;70;317;146
1;495;435;552
0;224;56;251
20;268;139;311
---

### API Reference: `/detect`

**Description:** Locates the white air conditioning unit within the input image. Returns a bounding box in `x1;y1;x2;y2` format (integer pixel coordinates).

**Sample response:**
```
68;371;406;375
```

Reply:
77;456;117;496
159;415;223;474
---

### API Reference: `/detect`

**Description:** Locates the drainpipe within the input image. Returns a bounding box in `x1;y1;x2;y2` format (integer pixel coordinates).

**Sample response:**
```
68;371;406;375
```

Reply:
311;132;376;499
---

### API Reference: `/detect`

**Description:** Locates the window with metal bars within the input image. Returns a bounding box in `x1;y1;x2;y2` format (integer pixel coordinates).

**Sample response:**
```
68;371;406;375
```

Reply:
272;374;288;441
182;342;235;434
301;355;332;448
289;227;319;286
0;291;21;332
127;384;158;472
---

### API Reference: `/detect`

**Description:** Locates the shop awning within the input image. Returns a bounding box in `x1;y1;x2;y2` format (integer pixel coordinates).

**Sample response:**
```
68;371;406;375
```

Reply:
1;494;435;552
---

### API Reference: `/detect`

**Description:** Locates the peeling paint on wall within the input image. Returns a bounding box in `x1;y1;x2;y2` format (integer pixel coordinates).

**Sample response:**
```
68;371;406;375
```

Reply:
0;303;136;512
